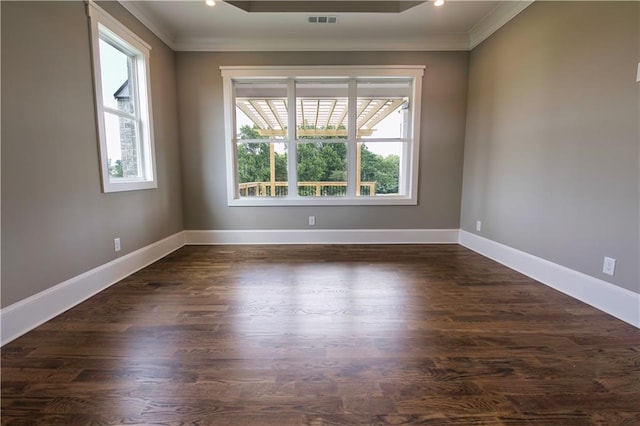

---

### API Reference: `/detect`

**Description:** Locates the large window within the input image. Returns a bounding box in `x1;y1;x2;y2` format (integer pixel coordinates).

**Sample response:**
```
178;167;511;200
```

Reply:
87;2;156;193
221;66;424;206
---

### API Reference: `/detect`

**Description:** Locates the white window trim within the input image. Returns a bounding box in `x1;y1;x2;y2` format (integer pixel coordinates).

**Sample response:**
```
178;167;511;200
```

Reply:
221;65;424;206
87;1;157;193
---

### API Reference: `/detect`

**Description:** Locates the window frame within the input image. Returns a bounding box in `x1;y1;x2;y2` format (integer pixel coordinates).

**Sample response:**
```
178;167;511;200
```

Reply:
87;1;157;193
221;66;424;206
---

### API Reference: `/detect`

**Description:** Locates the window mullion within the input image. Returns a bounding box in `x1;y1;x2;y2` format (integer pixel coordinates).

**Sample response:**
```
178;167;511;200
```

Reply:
287;79;298;198
346;79;357;198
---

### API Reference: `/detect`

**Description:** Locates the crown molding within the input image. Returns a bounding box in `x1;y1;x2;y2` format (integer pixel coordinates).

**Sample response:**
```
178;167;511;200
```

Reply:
117;0;177;50
469;0;534;49
173;33;470;52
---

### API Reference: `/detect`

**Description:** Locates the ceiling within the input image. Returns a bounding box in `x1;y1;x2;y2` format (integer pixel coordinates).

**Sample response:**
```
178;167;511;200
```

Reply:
118;0;533;51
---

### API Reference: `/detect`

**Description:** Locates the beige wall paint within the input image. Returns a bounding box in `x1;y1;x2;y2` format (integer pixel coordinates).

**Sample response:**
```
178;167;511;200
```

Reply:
176;51;469;230
461;2;640;292
1;1;183;307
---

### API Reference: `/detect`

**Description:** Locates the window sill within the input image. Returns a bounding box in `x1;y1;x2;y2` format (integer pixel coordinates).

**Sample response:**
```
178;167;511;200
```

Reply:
228;196;417;207
103;180;158;193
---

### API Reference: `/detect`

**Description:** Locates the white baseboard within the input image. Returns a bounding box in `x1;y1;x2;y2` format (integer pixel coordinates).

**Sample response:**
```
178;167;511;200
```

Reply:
459;230;640;328
4;228;637;346
184;228;460;245
1;231;186;346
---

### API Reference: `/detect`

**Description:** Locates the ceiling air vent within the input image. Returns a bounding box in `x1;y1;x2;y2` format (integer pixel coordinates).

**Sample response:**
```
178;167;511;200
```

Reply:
308;16;338;24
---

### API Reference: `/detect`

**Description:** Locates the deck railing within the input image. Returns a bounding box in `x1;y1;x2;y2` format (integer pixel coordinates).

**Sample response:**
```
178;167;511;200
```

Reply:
239;181;376;197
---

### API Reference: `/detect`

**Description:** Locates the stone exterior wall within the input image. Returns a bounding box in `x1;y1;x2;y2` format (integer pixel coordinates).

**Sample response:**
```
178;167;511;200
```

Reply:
117;97;138;178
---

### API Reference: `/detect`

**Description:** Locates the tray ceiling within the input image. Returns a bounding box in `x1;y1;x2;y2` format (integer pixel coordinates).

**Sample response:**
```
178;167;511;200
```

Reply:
117;1;533;51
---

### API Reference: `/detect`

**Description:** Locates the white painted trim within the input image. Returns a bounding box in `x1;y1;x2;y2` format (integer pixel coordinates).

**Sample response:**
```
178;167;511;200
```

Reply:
221;67;424;207
0;232;186;346
87;1;152;51
4;228;637;346
222;70;237;206
174;34;470;52
220;65;426;78
185;229;460;245
227;196;418;207
468;1;534;49
459;231;640;329
116;0;177;50
87;0;158;193
408;71;422;203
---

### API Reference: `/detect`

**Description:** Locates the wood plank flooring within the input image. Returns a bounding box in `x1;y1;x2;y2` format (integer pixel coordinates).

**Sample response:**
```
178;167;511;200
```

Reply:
2;244;639;425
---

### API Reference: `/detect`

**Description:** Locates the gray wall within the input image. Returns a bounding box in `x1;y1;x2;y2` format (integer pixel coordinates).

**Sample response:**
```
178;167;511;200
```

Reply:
176;51;469;230
1;1;183;307
461;1;639;293
4;1;635;310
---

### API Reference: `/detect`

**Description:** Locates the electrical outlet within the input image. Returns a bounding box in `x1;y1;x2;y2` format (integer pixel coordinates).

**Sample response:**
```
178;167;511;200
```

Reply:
602;257;616;276
308;216;316;226
476;220;482;232
114;238;121;252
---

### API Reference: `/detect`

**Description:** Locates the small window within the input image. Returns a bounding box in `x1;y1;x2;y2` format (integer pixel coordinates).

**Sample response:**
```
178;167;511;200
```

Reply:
221;66;424;206
87;2;156;192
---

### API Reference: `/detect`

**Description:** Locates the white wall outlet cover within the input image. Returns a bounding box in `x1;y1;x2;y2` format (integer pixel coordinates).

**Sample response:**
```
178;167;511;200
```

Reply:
602;256;616;276
637;63;640;82
476;220;482;232
114;238;121;252
308;216;316;226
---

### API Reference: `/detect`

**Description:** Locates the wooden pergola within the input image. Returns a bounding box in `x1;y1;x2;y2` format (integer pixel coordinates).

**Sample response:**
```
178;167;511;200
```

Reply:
236;97;406;138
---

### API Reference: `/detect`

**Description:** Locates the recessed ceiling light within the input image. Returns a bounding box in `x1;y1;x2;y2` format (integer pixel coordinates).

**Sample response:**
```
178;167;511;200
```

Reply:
205;0;216;7
434;0;445;6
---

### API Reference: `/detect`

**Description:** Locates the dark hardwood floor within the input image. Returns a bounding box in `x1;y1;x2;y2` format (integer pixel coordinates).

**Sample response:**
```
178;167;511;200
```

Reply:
2;245;639;425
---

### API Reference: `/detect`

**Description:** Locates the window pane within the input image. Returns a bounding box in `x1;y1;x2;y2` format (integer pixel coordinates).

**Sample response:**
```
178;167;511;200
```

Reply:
104;112;142;180
359;142;402;196
99;38;135;113
296;81;348;139
297;142;347;197
357;80;411;140
235;82;287;140
237;142;288;197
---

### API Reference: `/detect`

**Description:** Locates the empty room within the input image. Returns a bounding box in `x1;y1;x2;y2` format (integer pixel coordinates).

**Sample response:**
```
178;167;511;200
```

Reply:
1;0;639;424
